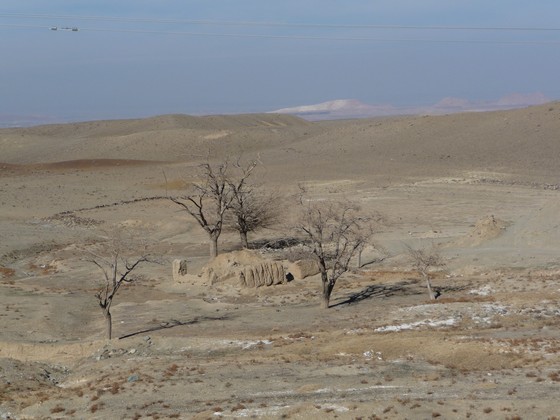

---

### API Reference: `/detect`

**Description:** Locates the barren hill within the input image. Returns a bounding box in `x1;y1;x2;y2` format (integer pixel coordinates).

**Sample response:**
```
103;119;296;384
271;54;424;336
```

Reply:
271;102;560;183
1;103;559;183
2;113;312;138
0;113;317;165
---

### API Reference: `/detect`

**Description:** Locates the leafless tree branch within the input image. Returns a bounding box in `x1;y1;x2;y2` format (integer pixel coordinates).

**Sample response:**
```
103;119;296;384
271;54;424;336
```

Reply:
405;243;446;300
295;199;376;308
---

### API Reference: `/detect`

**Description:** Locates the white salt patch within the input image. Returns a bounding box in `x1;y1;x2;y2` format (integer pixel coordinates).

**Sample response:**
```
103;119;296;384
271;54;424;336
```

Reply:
375;318;457;332
469;285;494;296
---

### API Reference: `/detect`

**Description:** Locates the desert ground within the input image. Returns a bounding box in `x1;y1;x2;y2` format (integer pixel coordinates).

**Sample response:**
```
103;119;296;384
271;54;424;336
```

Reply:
1;104;560;419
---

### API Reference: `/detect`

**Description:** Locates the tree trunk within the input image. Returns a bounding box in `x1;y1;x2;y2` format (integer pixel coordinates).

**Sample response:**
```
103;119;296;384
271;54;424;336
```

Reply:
104;309;112;340
424;274;435;300
321;280;335;309
320;270;334;309
209;234;219;258
318;259;332;308
240;230;249;249
321;287;330;309
357;249;362;268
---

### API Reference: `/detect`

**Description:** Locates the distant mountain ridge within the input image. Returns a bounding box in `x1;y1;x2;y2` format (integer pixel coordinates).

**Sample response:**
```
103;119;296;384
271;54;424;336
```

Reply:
272;93;551;120
0;113;310;131
0;93;551;127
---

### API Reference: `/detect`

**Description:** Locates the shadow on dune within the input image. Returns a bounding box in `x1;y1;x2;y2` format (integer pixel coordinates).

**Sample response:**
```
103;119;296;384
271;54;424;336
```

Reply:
118;314;232;340
331;280;420;308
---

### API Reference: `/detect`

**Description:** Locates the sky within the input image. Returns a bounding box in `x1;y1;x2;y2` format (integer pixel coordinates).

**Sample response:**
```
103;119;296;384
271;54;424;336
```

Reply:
2;1;560;124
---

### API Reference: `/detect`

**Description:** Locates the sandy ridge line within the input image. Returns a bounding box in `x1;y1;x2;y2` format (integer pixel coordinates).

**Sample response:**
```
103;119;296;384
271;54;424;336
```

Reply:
0;159;168;173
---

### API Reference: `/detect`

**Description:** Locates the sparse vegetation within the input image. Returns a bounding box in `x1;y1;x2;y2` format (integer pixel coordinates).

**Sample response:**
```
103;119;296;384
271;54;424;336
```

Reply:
0;266;15;278
3;107;560;418
170;161;234;258
405;243;446;300
50;405;65;414
226;158;280;248
87;234;153;339
171;158;279;255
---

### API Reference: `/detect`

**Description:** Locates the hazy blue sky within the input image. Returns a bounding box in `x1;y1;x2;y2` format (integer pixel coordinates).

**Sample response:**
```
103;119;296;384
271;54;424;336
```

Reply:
2;1;560;122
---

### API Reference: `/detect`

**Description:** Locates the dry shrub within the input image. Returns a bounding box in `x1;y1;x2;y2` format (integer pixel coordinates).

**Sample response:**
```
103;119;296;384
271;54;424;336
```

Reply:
164;364;179;378
288;331;313;340
28;262;57;275
50;405;65;414
231;403;246;412
526;371;538;377
548;371;560;382
0;266;15;278
37;392;50;403
110;382;120;394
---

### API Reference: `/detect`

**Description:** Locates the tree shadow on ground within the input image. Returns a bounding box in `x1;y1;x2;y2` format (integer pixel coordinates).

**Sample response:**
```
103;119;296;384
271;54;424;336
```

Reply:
118;314;232;340
331;280;421;308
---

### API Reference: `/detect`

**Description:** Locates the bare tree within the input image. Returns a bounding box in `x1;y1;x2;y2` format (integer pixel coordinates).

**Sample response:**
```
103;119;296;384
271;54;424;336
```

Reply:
89;248;150;340
170;161;233;258
296;198;374;308
405;244;446;300
226;159;280;248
